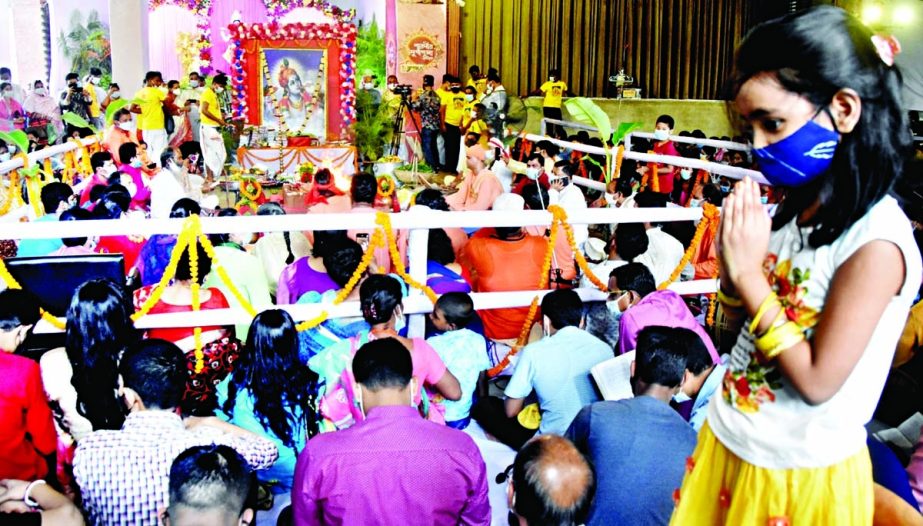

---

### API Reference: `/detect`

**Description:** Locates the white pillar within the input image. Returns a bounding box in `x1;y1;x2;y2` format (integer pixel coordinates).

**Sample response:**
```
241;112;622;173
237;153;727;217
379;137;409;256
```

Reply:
9;0;45;86
406;227;430;338
108;0;148;96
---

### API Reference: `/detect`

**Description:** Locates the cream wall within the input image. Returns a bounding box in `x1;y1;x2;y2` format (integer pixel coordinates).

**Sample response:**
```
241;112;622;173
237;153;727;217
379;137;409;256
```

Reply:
524;98;735;138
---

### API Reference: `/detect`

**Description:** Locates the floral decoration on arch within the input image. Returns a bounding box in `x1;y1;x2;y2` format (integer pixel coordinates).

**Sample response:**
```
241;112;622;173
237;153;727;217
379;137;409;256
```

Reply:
263;0;355;23
226;21;358;131
148;0;215;74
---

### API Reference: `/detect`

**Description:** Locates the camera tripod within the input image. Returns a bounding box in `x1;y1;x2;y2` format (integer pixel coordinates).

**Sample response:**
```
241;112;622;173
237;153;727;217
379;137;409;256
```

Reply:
389;94;422;157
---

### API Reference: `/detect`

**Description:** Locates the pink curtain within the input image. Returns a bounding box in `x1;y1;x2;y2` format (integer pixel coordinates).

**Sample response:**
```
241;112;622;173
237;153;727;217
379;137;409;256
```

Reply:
209;0;270;75
148;5;198;81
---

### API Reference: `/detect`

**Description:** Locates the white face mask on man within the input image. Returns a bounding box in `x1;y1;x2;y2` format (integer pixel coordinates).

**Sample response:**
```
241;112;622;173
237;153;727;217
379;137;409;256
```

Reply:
525;167;540;180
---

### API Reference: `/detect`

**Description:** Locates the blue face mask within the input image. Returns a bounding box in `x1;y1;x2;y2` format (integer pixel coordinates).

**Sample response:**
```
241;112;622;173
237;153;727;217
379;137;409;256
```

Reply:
752;114;838;187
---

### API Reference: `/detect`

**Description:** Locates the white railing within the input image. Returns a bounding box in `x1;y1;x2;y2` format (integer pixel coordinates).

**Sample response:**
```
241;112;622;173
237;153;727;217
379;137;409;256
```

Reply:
17;207;720;335
5;126;733;336
625;132;751;153
523;133;767;184
0;136;98;175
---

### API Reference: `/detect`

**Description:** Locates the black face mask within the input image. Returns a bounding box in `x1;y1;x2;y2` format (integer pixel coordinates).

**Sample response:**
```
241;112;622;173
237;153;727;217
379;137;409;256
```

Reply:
451;87;460;93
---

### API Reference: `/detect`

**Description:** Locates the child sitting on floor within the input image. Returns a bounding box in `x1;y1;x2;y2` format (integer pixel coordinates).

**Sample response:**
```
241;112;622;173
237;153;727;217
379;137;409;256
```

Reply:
427;292;490;430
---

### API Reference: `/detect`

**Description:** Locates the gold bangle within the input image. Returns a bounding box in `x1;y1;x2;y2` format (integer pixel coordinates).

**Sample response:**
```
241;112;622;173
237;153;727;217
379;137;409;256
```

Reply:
755;321;805;360
717;288;743;308
749;293;780;335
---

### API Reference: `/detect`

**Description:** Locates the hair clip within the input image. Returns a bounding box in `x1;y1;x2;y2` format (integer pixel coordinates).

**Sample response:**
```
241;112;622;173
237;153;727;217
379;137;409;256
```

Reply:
871;34;901;67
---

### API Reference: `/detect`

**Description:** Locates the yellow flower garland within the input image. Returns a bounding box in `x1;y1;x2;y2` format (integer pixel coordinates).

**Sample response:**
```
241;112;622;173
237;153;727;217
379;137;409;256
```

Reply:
188;232;204;374
0;167;24;217
132;225;192;321
377;176;395;199
293;228;384;332
657;202;720;290
375;213;438;303
239;178;263;202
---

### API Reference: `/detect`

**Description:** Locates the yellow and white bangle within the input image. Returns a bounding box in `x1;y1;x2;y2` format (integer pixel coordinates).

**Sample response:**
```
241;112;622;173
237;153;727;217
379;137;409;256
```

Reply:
749;292;780;335
755;321;806;360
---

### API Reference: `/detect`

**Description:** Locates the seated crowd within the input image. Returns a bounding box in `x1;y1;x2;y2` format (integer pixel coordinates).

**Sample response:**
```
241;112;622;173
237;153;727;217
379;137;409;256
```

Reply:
3;9;923;523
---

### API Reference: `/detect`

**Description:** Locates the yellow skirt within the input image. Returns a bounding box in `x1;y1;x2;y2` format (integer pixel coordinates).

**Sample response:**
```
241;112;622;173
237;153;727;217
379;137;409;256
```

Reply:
670;423;873;526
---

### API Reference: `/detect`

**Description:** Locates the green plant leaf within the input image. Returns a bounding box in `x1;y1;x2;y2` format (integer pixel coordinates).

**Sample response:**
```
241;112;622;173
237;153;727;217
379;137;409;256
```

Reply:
563;98;612;144
612;122;643;145
0;130;29;154
61;111;98;134
105;99;131;125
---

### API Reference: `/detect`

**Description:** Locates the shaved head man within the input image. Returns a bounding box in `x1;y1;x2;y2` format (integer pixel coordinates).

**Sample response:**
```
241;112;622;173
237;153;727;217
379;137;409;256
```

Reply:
507;435;595;525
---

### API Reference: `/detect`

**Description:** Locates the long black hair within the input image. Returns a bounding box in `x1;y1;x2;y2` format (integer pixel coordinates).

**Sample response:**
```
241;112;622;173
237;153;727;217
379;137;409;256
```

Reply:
728;6;911;248
257;203;295;264
223;310;318;446
66;279;138;430
359;274;403;325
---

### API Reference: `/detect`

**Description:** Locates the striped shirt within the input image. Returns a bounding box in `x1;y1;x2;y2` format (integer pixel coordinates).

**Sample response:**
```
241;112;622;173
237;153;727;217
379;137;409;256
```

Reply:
74;411;278;526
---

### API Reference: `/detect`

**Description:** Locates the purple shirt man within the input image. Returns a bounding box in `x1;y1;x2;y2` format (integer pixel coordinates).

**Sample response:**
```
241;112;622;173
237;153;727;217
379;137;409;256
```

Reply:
618;289;719;363
293;338;491;526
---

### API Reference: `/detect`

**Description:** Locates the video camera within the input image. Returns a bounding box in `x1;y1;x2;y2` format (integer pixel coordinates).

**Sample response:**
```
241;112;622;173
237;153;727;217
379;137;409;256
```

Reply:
392;84;413;97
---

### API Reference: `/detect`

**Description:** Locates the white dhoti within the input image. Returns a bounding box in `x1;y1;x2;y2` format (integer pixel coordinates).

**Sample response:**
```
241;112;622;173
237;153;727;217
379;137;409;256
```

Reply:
200;124;227;177
141;128;168;167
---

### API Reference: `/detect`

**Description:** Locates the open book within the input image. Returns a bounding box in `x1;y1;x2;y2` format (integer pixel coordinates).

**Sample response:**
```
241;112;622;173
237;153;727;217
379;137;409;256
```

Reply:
591;351;635;401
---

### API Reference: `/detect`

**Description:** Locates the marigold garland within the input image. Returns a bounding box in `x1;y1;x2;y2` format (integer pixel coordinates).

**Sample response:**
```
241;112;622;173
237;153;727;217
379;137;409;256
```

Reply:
613;145;625;181
188;232;205;374
20;153;44;219
657;203;720;290
705;292;718;327
376;213;438;303
195;226;259;318
239;178;263;202
132;225;192;321
377;175;395;199
293;228;384;332
0;170;23;217
645;151;660;193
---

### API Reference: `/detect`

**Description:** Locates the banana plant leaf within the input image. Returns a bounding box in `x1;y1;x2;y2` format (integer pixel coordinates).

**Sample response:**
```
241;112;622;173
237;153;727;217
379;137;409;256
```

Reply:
563;97;612;144
61;111;97;134
0;130;29;154
612;121;643;145
20;164;41;177
105;99;131;125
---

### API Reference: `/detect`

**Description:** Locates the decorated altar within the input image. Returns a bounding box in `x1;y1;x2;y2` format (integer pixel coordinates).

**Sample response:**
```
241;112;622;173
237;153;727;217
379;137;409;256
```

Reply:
236;145;357;177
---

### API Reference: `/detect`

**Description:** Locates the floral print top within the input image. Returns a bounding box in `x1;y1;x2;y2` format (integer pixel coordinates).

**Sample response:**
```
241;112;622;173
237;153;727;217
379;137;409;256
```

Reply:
707;196;921;469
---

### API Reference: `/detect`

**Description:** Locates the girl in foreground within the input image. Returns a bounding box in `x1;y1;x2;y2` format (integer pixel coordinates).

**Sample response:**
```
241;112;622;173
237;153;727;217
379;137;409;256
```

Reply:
672;6;920;525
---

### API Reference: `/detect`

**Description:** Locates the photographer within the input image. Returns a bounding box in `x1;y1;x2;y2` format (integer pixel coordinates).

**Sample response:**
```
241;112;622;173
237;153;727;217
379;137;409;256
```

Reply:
411;75;442;170
59;72;91;122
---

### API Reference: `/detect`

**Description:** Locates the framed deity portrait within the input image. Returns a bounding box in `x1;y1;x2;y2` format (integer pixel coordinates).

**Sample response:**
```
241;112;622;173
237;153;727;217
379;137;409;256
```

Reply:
260;48;328;140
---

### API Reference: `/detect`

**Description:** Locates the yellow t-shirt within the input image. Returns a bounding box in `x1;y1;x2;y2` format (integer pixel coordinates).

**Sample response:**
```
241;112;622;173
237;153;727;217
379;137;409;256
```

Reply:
133;86;166;131
436;88;452;107
540;80;567;108
468;119;490;147
444;92;467;127
199;88;222;127
468;78;488;99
